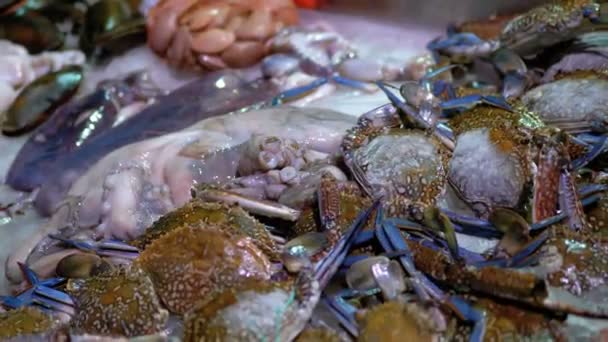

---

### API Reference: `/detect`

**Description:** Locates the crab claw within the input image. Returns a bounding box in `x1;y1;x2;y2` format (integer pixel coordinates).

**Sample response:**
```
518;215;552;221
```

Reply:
48;234;140;260
1;263;74;316
376;81;430;129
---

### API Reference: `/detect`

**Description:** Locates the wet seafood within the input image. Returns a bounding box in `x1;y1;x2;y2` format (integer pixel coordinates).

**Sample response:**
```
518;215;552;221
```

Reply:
31;71;280;216
0;11;64;53
81;0;147;58
2;65;83;136
133;203;276;314
146;0;299;70
7;70;162;192
341;103;451;221
181;192;375;341
0;39;85;113
66;266;169;337
522;70;608;134
0;306;62;340
6;106;356;284
3;1;608;341
429;1;608;97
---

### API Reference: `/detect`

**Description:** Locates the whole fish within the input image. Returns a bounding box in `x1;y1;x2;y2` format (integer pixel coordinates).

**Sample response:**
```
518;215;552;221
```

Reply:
32;71;279;216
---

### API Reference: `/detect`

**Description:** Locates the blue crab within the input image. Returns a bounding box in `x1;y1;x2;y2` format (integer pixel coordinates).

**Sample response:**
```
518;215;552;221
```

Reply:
66;265;169;337
340;101;452;222
264;27;379;106
521;69;608;135
181;192;378;341
428;1;608;98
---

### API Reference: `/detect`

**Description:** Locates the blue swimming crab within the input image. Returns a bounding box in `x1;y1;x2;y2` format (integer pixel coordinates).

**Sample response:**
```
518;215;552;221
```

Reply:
66;265;169;337
428;1;608;98
341;102;451;222
3;173;377;340
521;69;608;134
180;179;378;341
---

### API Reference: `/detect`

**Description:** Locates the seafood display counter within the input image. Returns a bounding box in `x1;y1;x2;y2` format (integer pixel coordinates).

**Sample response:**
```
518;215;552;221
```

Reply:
0;0;607;340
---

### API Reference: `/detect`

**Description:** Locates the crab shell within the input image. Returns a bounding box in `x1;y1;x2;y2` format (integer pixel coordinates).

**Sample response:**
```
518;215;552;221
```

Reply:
347;127;450;220
130;199;281;261
183;274;320;341
0;307;61;340
146;0;299;70
498;2;587;57
66;266;169;337
447;105;534;217
522;71;608;134
356;301;445;342
134;223;274;315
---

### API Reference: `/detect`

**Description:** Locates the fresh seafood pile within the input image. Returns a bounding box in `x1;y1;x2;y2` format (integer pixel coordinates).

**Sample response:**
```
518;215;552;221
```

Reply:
2;0;608;341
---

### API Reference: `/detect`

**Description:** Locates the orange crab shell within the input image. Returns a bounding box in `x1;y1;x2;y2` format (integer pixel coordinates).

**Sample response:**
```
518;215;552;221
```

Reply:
146;0;299;70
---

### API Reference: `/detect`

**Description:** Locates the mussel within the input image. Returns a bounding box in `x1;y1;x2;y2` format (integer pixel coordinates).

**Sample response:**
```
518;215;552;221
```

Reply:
80;0;146;57
2;64;83;136
0;11;63;53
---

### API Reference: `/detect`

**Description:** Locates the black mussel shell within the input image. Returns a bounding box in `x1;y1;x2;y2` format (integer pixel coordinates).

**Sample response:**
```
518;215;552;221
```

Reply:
0;11;64;53
2;65;83;136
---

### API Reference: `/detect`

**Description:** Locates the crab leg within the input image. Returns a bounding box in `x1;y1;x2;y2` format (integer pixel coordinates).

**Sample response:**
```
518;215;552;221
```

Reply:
426;32;499;62
314;200;379;289
322;289;363;337
270;74;376;106
1;263;74;315
376;81;455;150
533;141;562;223
48;234;140;260
440;94;513;113
378;216;487;342
559;168;587;232
196;187;301;221
571;135;608;170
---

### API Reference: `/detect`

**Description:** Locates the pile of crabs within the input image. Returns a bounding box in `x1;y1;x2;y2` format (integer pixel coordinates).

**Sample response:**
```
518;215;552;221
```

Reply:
2;0;608;341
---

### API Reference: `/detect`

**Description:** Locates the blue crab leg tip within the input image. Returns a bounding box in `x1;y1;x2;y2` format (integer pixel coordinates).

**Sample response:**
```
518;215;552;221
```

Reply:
0;296;23;309
271;77;329;105
376;81;405;106
422;65;456;81
579;183;608;198
440;95;481;111
353;229;375;246
331;75;376;92
322;297;359;337
571;135;608;170
510;231;549;267
18;263;39;285
481;95;513;111
34;286;73;306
